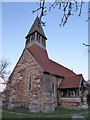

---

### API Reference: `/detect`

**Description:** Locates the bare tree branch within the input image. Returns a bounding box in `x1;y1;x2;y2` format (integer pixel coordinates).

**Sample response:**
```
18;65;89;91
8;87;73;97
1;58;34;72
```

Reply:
87;1;90;21
32;0;87;27
83;43;90;47
32;0;46;26
0;59;10;84
78;1;84;16
49;1;84;26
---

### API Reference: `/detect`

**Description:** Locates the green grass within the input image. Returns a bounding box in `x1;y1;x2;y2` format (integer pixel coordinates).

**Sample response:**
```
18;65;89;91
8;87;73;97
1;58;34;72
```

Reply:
1;105;89;119
0;104;2;109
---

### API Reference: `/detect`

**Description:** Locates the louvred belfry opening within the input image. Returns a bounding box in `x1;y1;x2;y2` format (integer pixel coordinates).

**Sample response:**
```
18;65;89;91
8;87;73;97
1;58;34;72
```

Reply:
25;17;47;49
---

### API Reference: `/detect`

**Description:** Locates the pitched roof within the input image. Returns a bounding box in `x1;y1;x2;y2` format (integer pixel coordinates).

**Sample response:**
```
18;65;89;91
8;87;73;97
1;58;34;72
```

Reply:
25;17;47;39
27;44;76;77
59;74;83;89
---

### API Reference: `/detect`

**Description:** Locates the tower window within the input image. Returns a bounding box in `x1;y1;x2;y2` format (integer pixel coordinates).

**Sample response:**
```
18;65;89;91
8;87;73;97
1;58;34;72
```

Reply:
26;37;30;45
31;33;35;41
29;75;32;90
42;38;46;47
43;40;46;47
37;33;41;42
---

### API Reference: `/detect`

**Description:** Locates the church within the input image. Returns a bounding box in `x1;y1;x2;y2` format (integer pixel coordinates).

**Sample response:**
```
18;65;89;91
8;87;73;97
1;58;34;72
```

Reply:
4;17;88;112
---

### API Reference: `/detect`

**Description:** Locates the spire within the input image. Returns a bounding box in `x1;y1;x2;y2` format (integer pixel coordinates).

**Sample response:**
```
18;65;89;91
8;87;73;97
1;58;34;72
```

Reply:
25;17;47;49
25;17;47;39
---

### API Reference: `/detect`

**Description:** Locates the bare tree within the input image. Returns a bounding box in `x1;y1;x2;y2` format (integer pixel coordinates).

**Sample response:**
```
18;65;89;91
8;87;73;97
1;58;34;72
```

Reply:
33;0;89;26
0;59;10;84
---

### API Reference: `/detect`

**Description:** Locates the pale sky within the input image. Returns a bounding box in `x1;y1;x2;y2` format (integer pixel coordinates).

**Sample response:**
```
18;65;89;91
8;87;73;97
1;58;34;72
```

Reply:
0;2;89;91
0;84;6;92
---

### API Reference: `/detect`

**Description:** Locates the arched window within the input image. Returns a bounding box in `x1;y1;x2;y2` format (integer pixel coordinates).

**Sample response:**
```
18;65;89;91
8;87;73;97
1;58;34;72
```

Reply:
29;75;32;90
51;83;55;94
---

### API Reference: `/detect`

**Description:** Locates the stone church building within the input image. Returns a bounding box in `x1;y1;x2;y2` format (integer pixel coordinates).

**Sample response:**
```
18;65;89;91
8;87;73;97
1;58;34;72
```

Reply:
4;17;88;112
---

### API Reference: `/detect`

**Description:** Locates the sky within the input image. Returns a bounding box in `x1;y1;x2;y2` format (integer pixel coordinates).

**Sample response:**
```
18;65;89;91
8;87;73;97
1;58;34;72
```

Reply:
0;2;89;90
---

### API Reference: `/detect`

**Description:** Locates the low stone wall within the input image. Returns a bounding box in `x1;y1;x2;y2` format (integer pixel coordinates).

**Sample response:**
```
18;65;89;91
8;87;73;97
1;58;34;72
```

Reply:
59;98;82;109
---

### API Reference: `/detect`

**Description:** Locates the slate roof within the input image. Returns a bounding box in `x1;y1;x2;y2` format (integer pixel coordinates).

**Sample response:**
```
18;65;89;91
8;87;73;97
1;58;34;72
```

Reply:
59;74;83;89
25;17;47;39
27;44;76;78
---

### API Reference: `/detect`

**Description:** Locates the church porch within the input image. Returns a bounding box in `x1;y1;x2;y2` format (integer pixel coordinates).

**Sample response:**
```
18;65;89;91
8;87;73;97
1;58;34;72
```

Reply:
57;88;88;109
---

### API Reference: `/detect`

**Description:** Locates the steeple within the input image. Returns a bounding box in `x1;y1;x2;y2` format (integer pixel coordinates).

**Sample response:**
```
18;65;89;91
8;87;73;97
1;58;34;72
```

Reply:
25;17;47;49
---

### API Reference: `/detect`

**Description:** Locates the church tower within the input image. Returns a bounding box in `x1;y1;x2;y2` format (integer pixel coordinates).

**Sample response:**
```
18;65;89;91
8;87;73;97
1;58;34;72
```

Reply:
25;17;47;49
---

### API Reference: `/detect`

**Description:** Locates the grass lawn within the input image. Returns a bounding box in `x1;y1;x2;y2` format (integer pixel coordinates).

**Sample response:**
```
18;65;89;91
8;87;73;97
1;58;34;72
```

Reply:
0;105;89;119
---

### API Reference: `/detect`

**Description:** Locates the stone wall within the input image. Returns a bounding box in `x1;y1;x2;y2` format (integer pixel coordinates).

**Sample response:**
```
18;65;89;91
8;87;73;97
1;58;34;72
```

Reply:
4;49;43;109
59;98;81;109
58;88;88;109
29;73;58;112
40;73;58;112
59;97;88;109
4;48;58;112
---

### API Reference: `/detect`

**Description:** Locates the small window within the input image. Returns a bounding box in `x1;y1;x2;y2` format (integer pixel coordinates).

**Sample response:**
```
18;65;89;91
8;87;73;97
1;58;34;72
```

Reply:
31;34;35;41
43;39;46;47
26;37;30;44
29;75;32;90
37;33;41;42
51;83;55;94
